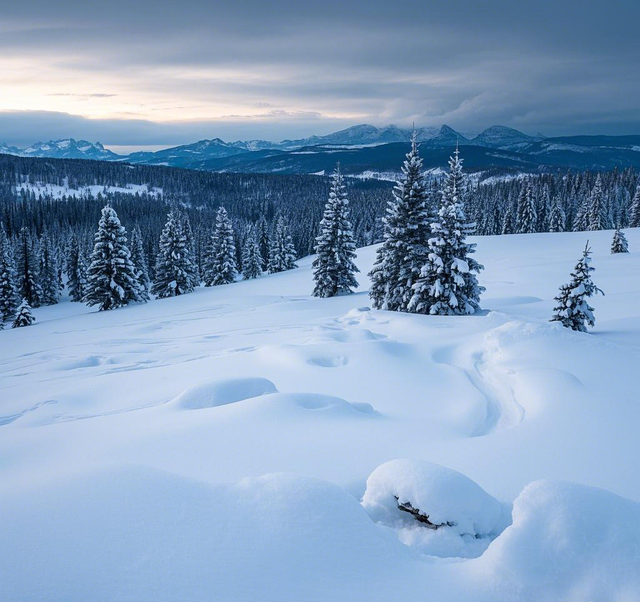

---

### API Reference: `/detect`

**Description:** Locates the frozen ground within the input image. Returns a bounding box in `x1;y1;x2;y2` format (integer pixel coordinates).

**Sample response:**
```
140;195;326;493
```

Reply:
1;229;639;601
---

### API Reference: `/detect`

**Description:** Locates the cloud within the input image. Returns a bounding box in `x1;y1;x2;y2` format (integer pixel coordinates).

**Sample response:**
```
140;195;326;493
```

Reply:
0;0;638;144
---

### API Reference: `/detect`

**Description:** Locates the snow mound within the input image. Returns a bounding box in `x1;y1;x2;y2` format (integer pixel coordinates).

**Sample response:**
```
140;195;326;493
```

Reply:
476;480;640;599
254;392;378;417
362;459;510;558
0;466;413;602
171;377;278;409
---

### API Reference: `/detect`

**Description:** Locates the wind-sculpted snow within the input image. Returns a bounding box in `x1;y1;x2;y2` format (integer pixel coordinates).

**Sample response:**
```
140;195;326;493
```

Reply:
1;228;640;599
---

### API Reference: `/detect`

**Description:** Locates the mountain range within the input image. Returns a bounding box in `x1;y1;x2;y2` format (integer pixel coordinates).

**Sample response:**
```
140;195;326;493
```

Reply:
2;125;640;177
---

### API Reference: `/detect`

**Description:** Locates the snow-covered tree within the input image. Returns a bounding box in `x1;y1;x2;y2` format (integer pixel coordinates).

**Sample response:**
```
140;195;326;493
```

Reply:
268;216;297;273
548;196;566;233
181;214;201;288
501;200;516;234
12;298;35;328
409;147;484;315
38;232;60;306
130;225;151;301
256;216;271;271
84;205;143;310
65;233;85;302
516;184;537;234
15;228;42;308
629;185;640;228
588;175;610;231
242;229;263;280
203;206;237;286
151;211;196;298
369;133;432;311
312;165;359;297
0;228;18;322
551;243;604;332
611;228;629;254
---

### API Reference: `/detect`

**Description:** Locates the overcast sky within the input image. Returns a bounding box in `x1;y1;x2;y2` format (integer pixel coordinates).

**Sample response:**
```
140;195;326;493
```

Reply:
1;0;638;149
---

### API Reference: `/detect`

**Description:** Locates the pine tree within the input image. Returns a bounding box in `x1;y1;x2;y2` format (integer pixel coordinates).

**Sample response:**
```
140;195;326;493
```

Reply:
181;214;201;288
517;184;537;233
268;216;297;273
501;200;516;234
409;147;484;315
312;165;359;297
130;225;151;301
551;243;604;332
151;211;196;298
15;228;42;308
548;196;566;232
611;228;629;254
629;185;640;228
65;233;84;302
588;175;610;231
84;205;143;310
369;133;432;311
256;216;271;271
203;206;237;286
242;229;263;280
38;232;60;306
12;298;35;328
0;228;18;322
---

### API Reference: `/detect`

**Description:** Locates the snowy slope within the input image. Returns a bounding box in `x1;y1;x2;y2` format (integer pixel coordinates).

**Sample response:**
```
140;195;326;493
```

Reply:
1;229;640;601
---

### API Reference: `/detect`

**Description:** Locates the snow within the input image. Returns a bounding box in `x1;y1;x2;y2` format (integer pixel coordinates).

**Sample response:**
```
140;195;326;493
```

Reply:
1;228;640;600
15;181;163;199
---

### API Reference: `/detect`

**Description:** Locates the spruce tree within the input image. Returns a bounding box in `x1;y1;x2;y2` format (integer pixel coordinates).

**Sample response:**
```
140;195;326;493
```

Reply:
629;185;640;228
256;216;271;271
130;225;151;301
588;175;609;231
203;206;237;286
65;233;85;302
0;228;18;322
151;211;196;298
181;214;201;288
15;228;42;308
551;243;603;332
369;133;432;311
84;205;143;310
548;196;566;232
268;216;297;273
611;228;629;254
38;232;60;306
517;184;537;233
501;200;516;234
242;229;263;280
312;165;359;297
409;147;484;315
12;298;35;328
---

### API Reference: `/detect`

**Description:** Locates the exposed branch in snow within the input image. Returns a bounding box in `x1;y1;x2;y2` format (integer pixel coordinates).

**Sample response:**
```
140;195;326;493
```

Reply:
394;496;455;529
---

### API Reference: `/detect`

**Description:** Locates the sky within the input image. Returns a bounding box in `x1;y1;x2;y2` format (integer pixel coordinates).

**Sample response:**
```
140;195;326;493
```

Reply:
1;0;638;150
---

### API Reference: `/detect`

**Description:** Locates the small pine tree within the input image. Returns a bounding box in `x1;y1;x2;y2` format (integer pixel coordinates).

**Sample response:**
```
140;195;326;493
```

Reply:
15;228;42;308
151;211;196;298
38;232;60;306
369;133;432;311
548;196;566;233
181;214;201;288
501;200;516;234
409;147;484;315
517;184;537;234
84;205;143;310
242;229;263;280
0;228;19;322
256;216;271;271
268;216;297;273
66;233;84;302
551;243;604;332
629;185;640;228
312;165;359;297
12;298;35;328
130;225;151;301
587;175;610;231
203;206;237;286
611;228;629;254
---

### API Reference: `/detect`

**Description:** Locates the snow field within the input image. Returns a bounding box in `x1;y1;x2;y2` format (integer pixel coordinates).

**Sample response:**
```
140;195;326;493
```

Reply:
1;228;640;600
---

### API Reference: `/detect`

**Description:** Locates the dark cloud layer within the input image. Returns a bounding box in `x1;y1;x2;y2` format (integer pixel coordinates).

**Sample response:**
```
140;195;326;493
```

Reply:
1;0;638;147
